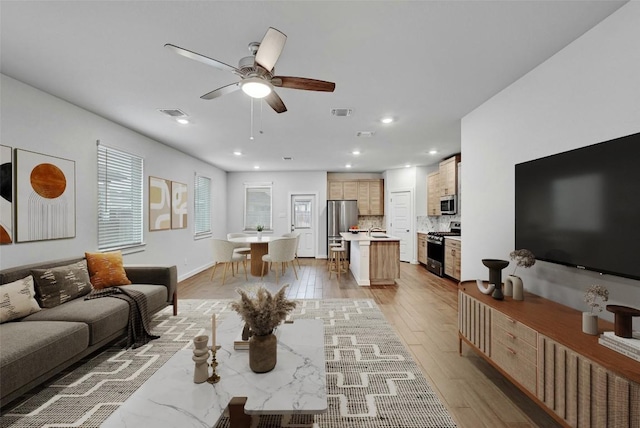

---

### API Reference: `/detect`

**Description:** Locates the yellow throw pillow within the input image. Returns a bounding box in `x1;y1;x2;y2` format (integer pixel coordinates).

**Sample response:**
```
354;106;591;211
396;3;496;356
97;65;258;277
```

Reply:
85;251;132;289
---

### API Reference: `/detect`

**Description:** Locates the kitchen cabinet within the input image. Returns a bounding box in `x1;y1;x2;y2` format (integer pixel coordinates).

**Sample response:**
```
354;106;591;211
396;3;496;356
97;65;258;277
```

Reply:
459;283;640;428
444;238;461;280
357;180;384;216
427;172;441;216
369;241;400;285
327;180;383;215
417;233;428;265
439;155;460;196
328;180;358;200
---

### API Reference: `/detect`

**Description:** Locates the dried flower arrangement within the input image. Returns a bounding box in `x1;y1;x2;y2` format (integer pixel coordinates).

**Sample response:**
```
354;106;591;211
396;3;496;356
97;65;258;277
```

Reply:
509;249;536;276
230;285;297;336
584;285;609;314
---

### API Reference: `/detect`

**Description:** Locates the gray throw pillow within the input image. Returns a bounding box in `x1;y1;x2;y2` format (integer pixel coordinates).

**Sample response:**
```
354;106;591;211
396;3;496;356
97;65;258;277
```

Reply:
31;260;92;308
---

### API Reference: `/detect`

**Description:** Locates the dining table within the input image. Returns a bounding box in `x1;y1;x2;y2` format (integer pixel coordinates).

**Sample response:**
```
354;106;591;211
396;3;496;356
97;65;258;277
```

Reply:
228;235;283;276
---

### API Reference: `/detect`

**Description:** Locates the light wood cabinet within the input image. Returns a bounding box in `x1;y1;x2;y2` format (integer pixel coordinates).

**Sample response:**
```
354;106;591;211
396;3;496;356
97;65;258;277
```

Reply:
459;283;640;428
439;155;460;196
427;172;441;216
417;233;428;265
328;179;383;215
369;241;400;285
328;180;358;200
444;238;461;280
357;180;384;216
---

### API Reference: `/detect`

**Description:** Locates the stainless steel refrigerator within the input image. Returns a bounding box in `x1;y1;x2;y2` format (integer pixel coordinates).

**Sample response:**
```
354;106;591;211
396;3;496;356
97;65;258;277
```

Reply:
327;200;359;260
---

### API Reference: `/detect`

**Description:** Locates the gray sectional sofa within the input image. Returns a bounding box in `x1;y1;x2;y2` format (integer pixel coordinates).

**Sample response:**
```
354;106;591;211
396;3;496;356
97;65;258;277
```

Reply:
0;257;177;408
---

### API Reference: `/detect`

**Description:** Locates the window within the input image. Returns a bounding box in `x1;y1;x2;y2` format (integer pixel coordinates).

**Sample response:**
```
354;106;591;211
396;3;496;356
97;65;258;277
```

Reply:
244;183;272;230
194;173;212;238
97;144;144;251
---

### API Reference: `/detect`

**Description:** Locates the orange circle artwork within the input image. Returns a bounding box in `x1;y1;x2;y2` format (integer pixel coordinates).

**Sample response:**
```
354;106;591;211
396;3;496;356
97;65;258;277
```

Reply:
30;163;67;199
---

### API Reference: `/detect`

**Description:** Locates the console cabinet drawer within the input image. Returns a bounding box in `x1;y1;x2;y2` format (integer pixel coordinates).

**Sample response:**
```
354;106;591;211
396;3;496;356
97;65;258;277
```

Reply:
491;338;537;394
493;326;537;364
492;310;537;347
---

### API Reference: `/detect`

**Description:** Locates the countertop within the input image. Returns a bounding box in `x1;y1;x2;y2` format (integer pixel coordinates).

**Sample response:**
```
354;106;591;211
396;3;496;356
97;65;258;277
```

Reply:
340;232;400;242
445;236;462;242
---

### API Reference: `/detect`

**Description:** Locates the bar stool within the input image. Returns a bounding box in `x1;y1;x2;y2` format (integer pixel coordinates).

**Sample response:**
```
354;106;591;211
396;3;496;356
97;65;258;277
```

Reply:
328;242;342;271
329;246;347;279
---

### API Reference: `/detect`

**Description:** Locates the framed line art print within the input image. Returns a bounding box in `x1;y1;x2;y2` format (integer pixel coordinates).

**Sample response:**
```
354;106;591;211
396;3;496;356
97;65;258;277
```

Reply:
15;149;76;242
149;176;171;231
0;145;13;244
171;181;187;229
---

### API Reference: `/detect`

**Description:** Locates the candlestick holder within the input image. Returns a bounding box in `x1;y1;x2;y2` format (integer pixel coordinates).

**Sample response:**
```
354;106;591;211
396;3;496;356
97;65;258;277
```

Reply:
207;345;221;384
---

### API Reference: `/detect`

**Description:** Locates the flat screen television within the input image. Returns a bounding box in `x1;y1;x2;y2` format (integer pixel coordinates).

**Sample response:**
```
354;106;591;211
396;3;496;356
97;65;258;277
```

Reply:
515;131;640;281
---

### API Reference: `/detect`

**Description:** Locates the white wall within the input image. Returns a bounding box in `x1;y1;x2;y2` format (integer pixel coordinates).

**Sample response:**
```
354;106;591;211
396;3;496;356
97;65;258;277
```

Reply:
226;171;327;256
0;75;227;280
461;3;640;328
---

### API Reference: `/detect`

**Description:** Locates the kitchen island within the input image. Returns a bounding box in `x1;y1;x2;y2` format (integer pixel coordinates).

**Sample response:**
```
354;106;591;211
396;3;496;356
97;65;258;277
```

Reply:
340;232;400;286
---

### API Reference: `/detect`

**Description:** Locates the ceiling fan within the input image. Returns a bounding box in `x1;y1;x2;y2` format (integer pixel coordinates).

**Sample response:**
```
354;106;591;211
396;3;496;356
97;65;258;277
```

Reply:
165;27;336;114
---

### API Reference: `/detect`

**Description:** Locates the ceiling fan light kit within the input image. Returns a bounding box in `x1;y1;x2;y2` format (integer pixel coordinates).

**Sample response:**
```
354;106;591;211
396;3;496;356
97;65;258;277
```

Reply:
241;78;273;99
166;27;335;114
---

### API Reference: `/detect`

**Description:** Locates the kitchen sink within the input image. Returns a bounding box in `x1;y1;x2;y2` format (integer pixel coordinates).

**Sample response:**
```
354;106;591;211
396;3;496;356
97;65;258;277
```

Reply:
370;233;391;238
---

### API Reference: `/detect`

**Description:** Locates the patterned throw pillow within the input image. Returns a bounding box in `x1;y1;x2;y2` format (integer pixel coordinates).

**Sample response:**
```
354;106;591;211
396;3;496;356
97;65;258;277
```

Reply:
31;260;93;308
85;251;131;289
0;275;42;323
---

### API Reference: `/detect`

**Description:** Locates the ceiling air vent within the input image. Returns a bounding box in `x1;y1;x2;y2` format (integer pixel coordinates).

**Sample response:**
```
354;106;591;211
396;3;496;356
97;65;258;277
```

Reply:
357;131;375;138
283;157;294;161
331;108;352;117
158;108;188;118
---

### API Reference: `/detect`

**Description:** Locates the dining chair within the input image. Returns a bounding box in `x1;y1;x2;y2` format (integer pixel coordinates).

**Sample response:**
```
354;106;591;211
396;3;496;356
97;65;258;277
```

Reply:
281;232;301;268
211;239;247;284
261;237;298;284
227;233;251;273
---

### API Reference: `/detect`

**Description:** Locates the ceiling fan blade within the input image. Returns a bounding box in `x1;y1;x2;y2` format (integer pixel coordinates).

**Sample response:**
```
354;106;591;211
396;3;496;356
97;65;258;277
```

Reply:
272;76;335;92
200;82;241;100
264;90;287;114
165;43;242;77
255;27;287;72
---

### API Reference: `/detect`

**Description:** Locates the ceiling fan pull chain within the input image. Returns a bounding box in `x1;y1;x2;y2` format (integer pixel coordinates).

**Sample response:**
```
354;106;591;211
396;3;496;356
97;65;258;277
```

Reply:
250;97;254;140
260;99;264;135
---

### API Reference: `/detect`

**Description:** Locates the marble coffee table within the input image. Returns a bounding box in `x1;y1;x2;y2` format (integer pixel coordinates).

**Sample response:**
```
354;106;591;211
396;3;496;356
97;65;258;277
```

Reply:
102;313;326;428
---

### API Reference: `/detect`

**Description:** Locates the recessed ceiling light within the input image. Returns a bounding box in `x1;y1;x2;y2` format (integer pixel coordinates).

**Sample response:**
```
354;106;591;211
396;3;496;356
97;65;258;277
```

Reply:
176;118;189;125
345;164;352;168
233;151;242;156
254;165;260;169
352;150;360;155
428;150;438;155
381;117;394;124
405;164;411;168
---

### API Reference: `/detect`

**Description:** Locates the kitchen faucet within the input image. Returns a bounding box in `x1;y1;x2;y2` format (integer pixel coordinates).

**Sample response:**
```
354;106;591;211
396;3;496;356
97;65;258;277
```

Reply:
368;226;383;236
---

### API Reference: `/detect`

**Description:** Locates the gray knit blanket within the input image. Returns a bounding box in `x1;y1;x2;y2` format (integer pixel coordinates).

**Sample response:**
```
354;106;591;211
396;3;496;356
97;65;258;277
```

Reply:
84;287;160;348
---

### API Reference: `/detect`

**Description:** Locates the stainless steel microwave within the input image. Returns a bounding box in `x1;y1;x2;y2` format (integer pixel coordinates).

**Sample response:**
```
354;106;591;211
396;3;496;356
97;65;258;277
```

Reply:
440;195;457;215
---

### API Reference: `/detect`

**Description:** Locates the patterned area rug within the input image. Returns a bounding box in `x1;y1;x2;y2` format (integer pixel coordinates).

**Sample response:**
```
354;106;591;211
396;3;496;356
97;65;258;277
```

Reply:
1;299;457;427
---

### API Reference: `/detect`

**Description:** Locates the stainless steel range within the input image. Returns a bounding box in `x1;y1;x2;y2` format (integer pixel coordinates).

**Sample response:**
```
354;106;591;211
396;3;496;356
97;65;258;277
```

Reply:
426;221;461;277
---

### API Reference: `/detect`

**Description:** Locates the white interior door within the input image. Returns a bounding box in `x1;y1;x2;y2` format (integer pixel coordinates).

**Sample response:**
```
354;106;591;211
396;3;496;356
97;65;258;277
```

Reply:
390;191;412;262
290;194;315;258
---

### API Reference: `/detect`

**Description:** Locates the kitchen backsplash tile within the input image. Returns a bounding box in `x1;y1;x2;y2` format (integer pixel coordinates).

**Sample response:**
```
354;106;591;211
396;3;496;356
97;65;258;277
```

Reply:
417;214;461;233
358;216;384;230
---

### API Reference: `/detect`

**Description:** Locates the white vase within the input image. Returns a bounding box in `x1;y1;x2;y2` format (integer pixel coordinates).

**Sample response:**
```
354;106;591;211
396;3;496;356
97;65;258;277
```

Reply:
582;312;599;335
257;231;262;240
508;275;524;300
503;276;513;296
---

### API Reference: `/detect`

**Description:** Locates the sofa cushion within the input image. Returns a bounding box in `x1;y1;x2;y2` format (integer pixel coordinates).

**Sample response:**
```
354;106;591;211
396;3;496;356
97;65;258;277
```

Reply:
0;275;41;323
31;260;92;308
0;321;88;400
85;251;131;289
20;283;167;345
21;296;129;345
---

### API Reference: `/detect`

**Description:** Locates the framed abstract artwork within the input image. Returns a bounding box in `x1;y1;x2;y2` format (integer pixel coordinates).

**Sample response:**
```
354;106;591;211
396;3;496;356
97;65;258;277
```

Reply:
0;145;13;244
149;176;171;231
15;149;76;242
171;181;187;229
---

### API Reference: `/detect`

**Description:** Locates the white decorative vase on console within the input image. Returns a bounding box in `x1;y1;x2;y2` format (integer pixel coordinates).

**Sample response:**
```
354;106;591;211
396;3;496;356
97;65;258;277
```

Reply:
505;275;524;300
582;312;598;335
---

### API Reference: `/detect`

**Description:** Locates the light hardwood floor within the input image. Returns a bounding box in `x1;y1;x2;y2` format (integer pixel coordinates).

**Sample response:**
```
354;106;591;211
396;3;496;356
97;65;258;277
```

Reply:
179;258;561;428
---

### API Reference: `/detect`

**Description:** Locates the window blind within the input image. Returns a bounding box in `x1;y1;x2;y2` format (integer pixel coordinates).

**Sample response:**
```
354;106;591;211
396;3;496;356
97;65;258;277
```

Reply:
97;145;144;251
194;174;212;237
